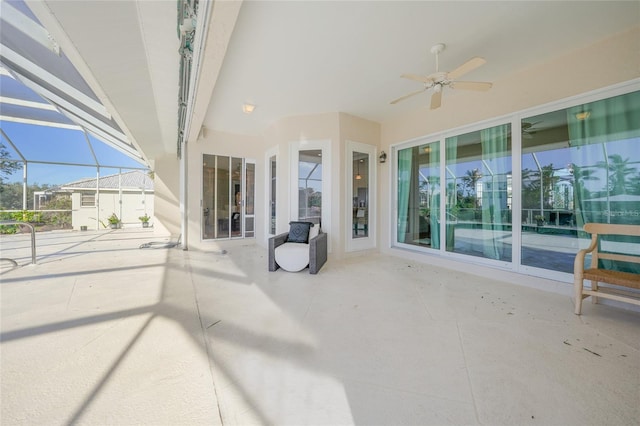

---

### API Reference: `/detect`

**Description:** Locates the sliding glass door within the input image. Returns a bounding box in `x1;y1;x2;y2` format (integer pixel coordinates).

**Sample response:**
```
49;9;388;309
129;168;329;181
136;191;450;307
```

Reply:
202;154;255;240
393;87;639;280
521;90;640;274
445;124;512;261
396;141;440;249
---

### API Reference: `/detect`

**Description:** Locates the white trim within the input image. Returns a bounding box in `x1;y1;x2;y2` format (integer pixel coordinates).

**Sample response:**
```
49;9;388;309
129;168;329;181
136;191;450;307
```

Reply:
244;157;256;240
0;44;111;118
290;139;332;249
264;145;278;242
0;115;81;131
345;140;377;252
0;96;58;111
0;2;60;54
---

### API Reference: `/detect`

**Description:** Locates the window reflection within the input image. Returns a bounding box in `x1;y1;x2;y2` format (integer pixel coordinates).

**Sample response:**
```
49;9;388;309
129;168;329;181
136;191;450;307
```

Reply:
394;90;639;277
298;150;322;224
353;152;369;238
269;155;276;235
397;142;440;248
522;91;640;273
445;124;512;261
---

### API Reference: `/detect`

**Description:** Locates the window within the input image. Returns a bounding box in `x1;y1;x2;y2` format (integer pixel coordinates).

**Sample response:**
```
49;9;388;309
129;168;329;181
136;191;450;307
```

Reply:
290;140;331;244
269;155;276;235
521;90;640;274
397;141;440;249
347;141;376;252
298;149;322;224
81;192;95;207
353;152;369;238
445;124;512;261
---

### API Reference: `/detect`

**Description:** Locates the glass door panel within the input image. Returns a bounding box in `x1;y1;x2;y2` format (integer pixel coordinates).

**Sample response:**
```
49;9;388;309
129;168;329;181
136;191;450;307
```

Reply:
298;149;322;224
353;152;369;238
216;156;230;239
396;141;440;249
202;154;215;239
445;124;512;261
245;162;255;238
521;91;640;274
230;157;242;238
269;155;276;235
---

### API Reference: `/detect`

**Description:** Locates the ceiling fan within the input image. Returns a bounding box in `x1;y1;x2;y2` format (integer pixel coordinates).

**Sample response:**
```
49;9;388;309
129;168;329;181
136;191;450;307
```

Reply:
390;43;492;109
522;121;543;139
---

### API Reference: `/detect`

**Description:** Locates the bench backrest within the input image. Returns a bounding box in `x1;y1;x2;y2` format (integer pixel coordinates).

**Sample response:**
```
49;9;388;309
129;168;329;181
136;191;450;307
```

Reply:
584;223;640;237
584;223;640;268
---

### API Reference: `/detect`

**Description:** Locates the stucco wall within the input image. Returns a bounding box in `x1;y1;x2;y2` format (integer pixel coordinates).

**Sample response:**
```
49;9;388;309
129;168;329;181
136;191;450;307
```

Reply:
71;190;154;230
153;153;181;237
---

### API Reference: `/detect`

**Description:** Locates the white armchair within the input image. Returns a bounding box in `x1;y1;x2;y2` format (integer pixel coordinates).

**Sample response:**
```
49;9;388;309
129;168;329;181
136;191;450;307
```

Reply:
268;223;327;274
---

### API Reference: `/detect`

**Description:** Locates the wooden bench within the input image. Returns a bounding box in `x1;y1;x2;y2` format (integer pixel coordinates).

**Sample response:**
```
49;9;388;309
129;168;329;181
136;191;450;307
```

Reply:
574;223;640;315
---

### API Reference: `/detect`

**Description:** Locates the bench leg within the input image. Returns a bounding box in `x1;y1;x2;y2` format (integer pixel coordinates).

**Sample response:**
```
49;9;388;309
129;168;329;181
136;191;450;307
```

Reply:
574;276;584;315
590;280;599;305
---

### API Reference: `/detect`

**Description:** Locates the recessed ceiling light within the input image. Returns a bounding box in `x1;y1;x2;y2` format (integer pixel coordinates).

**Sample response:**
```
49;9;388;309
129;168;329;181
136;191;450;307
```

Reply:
242;103;255;114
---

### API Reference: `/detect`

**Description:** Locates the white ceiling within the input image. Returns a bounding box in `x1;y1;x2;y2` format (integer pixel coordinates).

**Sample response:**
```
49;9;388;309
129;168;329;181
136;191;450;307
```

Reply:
11;1;638;161
205;1;640;136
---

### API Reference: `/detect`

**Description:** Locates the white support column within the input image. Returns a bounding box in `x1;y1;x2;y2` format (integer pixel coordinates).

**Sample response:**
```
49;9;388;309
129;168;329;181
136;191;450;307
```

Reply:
22;161;27;210
180;141;188;250
96;167;100;230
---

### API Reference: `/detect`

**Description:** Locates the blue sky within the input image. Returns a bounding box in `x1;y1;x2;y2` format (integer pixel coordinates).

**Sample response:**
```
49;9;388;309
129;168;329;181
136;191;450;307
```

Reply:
1;121;147;186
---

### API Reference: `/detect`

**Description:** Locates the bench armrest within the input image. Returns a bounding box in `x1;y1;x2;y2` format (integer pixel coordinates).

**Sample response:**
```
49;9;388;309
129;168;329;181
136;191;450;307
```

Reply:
574;233;598;276
269;232;289;271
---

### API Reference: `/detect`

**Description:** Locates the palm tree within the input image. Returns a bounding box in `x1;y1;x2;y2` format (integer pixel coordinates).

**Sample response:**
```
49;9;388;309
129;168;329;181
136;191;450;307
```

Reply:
461;168;482;207
571;163;599;200
599;154;636;195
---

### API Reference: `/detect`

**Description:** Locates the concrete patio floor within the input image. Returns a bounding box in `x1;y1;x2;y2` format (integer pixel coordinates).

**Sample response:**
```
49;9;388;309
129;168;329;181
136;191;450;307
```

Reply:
1;228;639;425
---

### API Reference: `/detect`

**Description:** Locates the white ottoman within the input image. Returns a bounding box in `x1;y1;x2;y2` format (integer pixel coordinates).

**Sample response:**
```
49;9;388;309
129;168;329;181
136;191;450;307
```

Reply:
274;242;309;272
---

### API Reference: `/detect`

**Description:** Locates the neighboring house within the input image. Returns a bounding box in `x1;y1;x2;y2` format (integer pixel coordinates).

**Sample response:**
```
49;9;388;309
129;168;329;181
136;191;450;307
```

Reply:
60;171;154;230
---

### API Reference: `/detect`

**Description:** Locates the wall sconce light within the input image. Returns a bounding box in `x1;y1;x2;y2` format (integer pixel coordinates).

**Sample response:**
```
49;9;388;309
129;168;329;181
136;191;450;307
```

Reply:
242;103;255;114
379;151;387;163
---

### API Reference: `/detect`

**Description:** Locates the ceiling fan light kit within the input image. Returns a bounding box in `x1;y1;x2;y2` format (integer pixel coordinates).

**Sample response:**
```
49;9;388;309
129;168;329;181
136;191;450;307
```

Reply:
391;43;493;109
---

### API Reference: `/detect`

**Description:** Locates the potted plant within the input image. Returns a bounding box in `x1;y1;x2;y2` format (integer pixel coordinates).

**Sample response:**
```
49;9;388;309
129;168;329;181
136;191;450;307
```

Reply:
107;213;120;229
139;214;151;228
534;214;545;226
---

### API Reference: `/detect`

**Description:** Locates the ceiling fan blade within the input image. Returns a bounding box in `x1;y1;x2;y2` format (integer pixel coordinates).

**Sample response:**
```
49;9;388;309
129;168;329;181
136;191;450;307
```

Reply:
450;81;493;91
430;90;442;110
447;56;486;80
390;88;426;104
400;73;433;83
523;120;543;129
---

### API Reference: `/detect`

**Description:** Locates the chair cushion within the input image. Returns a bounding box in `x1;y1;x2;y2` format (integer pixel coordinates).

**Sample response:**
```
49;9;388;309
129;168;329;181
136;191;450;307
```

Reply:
275;242;309;272
287;221;313;243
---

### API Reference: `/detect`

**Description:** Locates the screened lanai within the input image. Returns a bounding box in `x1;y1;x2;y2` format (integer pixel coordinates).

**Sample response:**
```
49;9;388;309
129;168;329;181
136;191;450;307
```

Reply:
0;1;149;229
